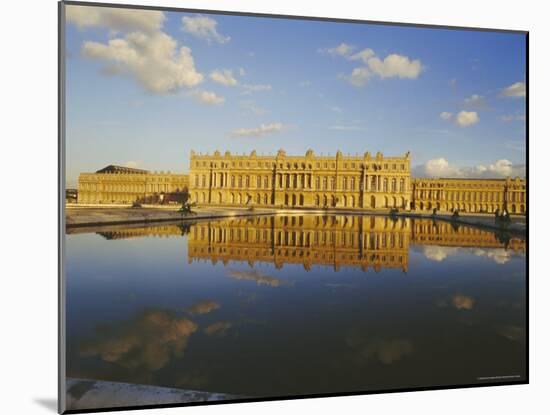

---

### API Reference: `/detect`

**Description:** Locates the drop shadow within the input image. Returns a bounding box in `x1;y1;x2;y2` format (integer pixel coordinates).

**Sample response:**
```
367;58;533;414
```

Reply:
34;398;57;413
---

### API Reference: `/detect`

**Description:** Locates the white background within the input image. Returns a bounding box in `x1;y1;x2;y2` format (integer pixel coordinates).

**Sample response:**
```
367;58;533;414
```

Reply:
0;0;546;413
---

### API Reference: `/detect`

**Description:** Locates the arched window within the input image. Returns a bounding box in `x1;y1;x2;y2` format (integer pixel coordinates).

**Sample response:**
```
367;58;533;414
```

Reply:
315;195;320;206
323;177;328;190
342;177;347;190
392;178;397;192
400;178;404;192
350;195;355;207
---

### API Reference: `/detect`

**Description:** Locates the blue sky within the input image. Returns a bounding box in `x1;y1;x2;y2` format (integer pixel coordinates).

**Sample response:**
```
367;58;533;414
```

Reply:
64;5;526;187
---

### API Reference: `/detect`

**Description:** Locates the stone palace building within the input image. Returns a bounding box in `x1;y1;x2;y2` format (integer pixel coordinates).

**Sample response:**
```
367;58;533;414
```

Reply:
188;149;526;215
77;165;188;204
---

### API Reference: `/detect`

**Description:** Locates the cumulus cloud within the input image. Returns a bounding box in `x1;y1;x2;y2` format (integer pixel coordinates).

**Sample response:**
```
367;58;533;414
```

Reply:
344;67;371;86
181;15;230;44
82;31;203;94
185;300;220;315
440;110;480;127
226;268;285;286
464;94;489;110
191;90;225;105
456;111;480;127
349;48;376;64
66;5;165;33
209;69;238;86
413;157;525;179
79;309;197;371
367;54;423;79
500;82;526;98
318;43;355;57
124;161;139;168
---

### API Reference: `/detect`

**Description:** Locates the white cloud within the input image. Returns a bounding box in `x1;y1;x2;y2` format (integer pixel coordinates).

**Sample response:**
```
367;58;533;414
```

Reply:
238;67;246;76
414;157;526;178
241;84;272;94
464;94;489;110
367;54;423;79
349;48;375;64
318;43;355;57
500;82;526;98
231;123;284;138
181;15;230;44
82;31;203;94
456;111;479;127
209;69;238;86
345;67;371;86
299;80;311;87
124;161;139;168
191;90;225;105
501;114;526;122
440;112;453;121
329;106;343;113
66;5;165;33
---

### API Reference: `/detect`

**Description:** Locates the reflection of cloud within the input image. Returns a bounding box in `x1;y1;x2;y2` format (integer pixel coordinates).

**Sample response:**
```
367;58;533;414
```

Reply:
423;246;459;262
497;325;525;342
186;300;220;315
204;321;232;335
227;269;285;287
80;309;197;371
473;248;512;264
423;246;517;265
452;294;475;310
347;334;414;365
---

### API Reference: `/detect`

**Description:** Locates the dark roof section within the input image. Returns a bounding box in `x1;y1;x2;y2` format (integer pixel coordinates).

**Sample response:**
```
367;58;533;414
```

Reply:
95;165;149;174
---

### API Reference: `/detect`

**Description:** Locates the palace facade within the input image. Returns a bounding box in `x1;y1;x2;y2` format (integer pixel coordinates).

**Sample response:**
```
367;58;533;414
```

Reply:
188;149;526;215
411;177;526;215
189;149;412;210
77;165;188;204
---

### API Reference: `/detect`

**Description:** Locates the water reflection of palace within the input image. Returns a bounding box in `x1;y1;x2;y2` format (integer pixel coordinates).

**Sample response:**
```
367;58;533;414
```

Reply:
188;216;410;272
84;216;525;272
187;216;525;272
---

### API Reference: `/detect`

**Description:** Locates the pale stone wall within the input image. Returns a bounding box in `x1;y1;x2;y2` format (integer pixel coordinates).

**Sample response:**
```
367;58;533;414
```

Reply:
188;149;412;210
77;171;188;204
411;177;526;215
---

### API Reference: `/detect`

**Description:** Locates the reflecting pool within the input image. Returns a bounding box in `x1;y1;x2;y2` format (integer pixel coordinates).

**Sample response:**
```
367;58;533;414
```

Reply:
65;215;526;403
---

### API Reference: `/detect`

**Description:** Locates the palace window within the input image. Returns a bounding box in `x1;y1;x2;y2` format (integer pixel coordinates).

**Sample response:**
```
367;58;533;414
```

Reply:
231;176;235;187
194;175;199;187
350;177;355;190
201;175;206;187
330;178;335;190
323;177;328;190
316;177;320;189
342;177;347;190
246;176;250;188
257;176;261;188
238;176;242;188
400;178;404;192
383;178;388;192
392;179;397;192
264;177;269;188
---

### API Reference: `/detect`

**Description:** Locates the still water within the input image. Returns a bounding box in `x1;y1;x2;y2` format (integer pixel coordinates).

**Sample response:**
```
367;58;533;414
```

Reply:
65;215;526;399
